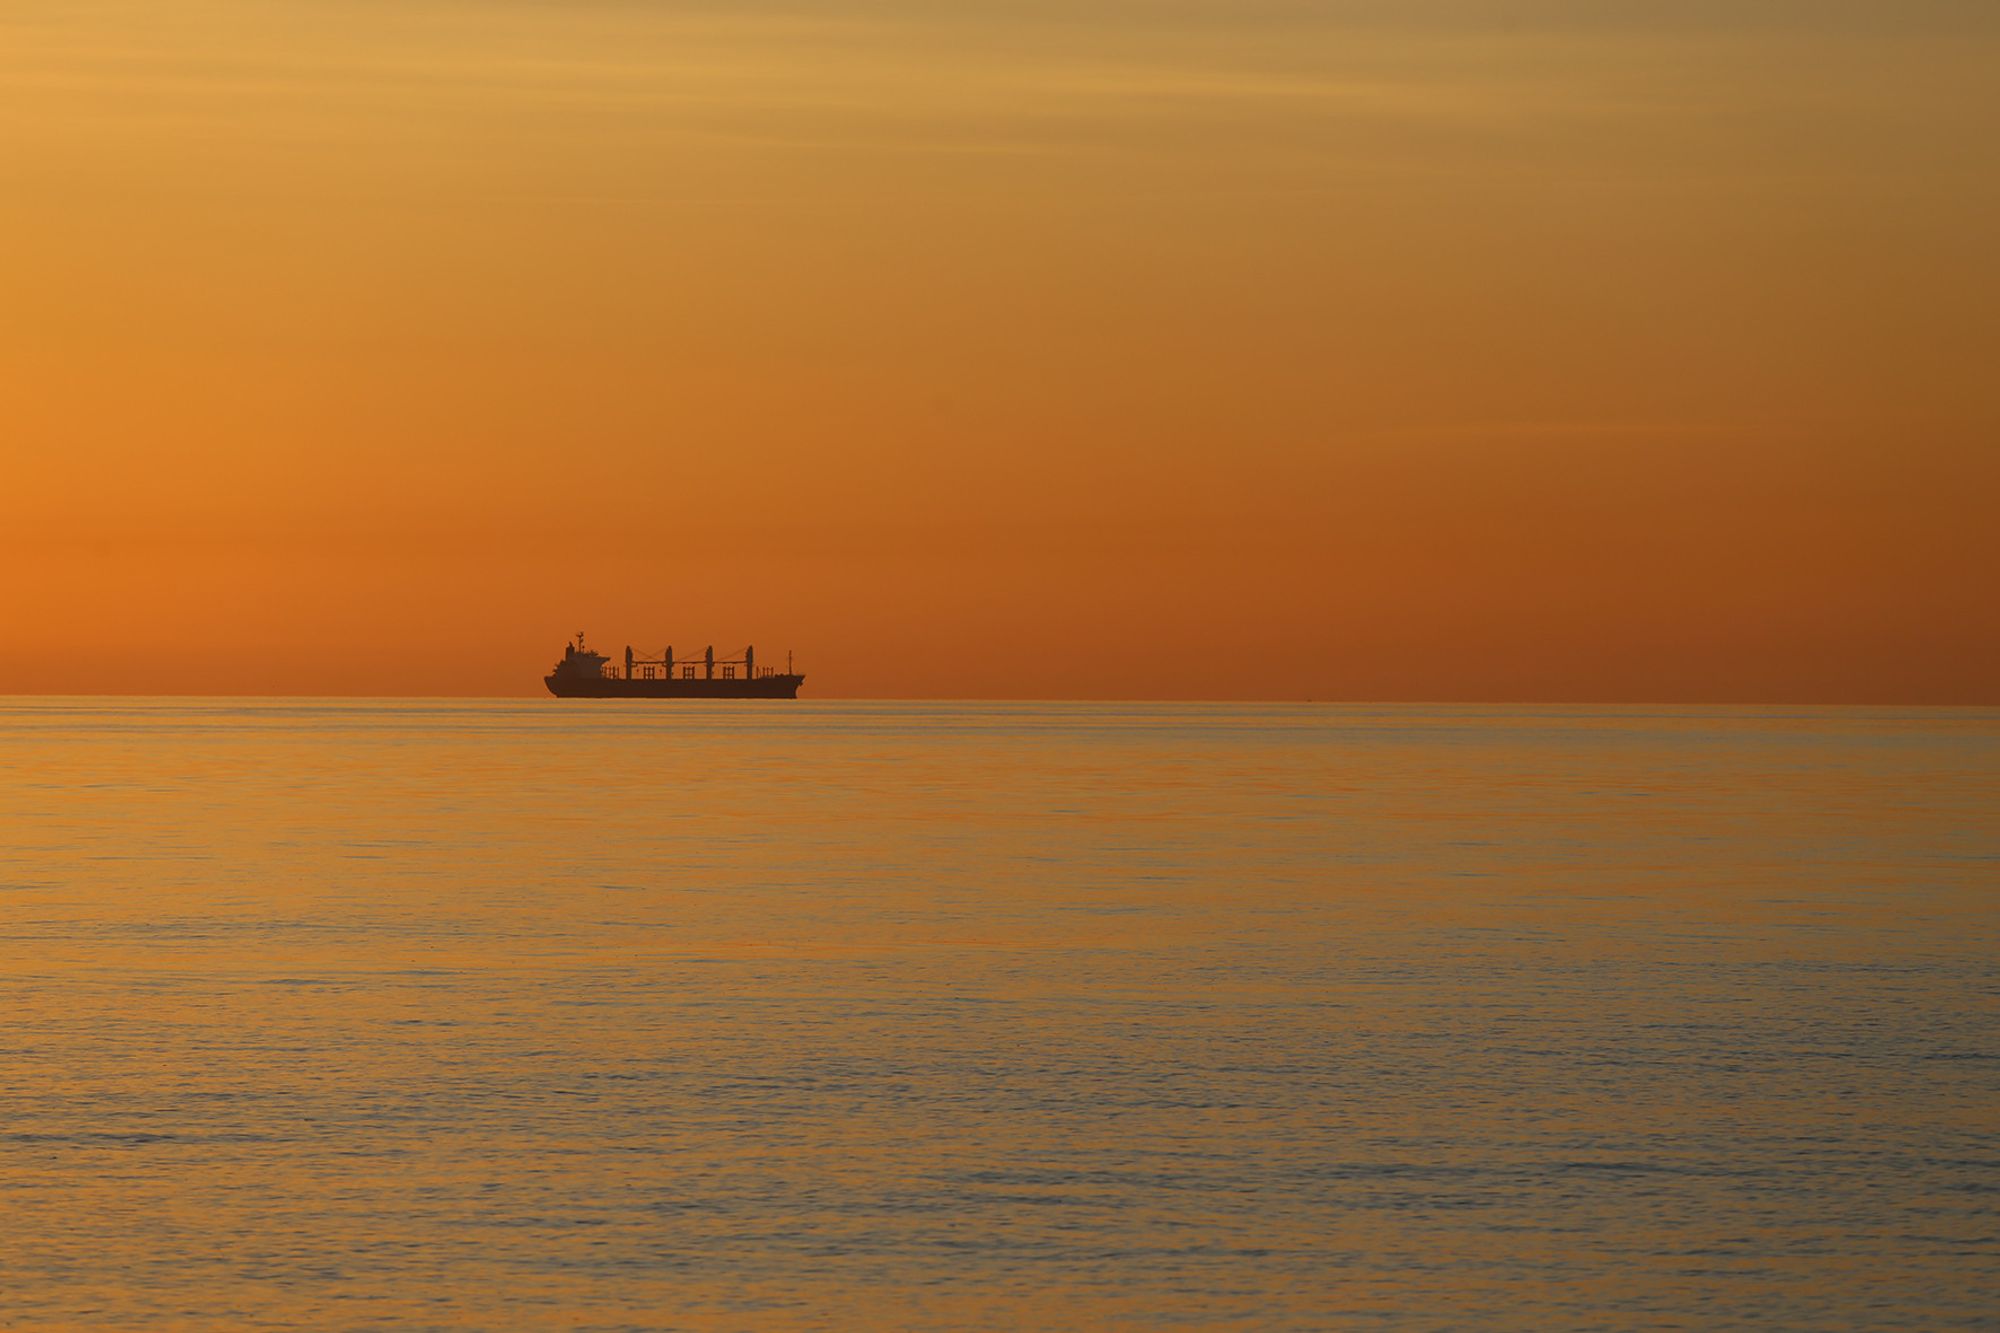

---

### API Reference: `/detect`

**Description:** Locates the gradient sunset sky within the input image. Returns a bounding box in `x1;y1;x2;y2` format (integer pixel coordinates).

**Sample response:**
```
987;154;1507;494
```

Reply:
3;0;1994;700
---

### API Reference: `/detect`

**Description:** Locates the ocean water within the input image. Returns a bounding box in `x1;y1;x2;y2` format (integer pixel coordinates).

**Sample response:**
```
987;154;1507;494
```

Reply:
0;699;1994;1329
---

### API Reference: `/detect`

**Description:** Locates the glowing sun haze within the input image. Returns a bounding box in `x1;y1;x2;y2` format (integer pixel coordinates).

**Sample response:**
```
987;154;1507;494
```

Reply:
3;0;1995;699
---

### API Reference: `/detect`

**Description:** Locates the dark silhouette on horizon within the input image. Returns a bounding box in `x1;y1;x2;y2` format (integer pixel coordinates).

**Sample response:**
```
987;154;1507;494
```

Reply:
545;634;803;699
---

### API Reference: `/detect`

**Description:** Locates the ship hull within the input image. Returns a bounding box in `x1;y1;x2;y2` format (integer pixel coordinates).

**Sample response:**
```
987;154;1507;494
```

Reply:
546;673;804;699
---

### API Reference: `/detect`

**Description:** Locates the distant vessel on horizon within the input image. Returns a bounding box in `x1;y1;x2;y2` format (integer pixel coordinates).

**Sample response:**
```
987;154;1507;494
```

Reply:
545;634;804;699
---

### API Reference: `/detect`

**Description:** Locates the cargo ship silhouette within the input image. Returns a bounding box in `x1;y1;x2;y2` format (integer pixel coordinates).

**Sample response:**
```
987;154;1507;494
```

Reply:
545;634;804;699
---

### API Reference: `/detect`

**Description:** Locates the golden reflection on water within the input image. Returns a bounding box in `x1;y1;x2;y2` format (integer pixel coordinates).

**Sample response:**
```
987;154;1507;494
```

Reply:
1;701;1995;1327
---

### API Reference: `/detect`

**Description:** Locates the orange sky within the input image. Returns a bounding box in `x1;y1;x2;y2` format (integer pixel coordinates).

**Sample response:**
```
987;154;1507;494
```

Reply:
2;1;1995;700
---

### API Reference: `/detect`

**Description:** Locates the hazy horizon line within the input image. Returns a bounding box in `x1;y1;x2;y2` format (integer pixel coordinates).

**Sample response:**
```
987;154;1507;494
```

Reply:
4;691;1995;710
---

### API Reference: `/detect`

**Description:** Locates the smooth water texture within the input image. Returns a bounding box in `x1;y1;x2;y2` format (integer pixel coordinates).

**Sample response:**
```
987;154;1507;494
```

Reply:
0;700;1994;1329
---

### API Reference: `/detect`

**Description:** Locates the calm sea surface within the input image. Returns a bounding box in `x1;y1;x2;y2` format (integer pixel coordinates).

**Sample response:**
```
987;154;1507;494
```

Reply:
0;700;1994;1328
